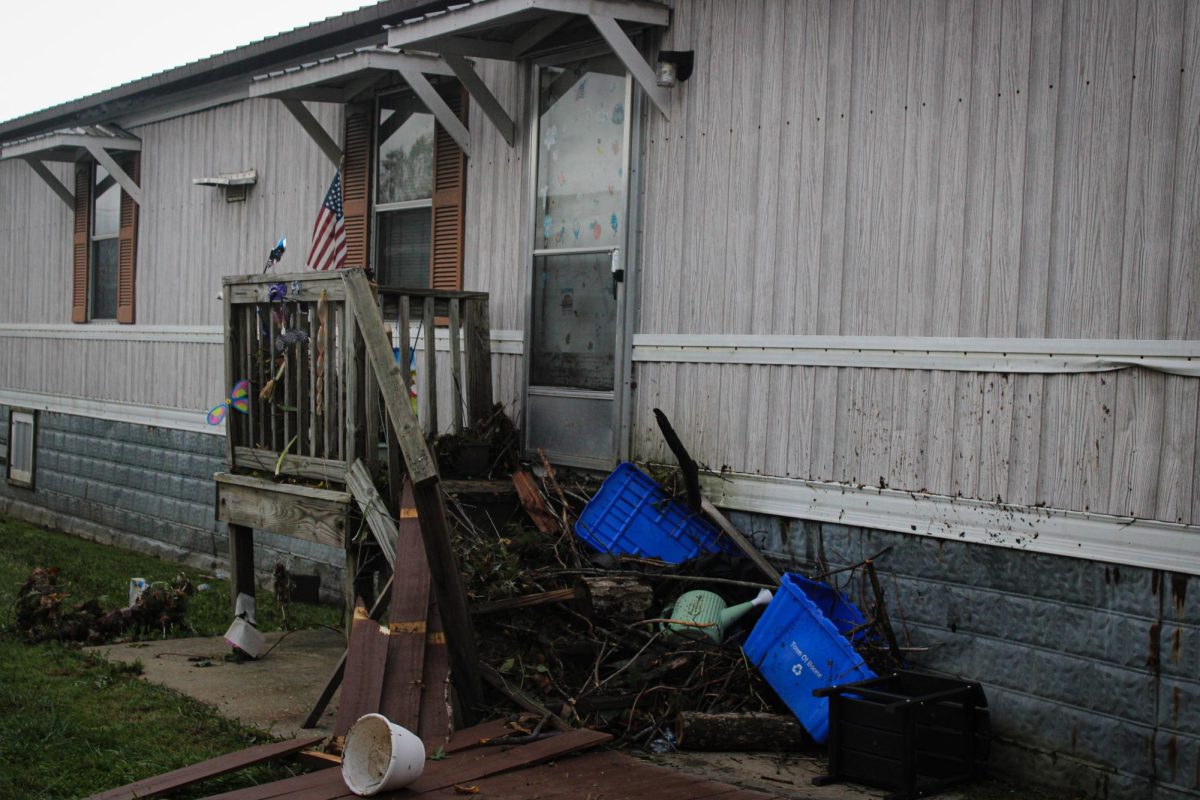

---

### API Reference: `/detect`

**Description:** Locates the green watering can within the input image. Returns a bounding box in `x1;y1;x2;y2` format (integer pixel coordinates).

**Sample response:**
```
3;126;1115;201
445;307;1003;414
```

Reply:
663;588;774;643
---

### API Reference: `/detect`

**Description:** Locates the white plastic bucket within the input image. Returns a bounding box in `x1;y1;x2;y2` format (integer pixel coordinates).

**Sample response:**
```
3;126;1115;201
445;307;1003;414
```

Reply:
342;713;425;796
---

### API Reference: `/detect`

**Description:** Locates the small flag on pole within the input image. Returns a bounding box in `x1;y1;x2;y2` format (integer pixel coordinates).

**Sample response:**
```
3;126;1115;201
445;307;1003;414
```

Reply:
306;172;346;270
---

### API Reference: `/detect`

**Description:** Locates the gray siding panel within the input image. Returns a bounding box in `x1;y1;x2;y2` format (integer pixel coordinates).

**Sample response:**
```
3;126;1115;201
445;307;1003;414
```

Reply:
633;0;1200;527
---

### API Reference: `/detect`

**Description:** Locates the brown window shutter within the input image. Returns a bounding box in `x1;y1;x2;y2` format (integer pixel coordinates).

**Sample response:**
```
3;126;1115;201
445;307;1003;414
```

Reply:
71;162;91;323
116;154;140;324
430;85;468;291
342;103;373;270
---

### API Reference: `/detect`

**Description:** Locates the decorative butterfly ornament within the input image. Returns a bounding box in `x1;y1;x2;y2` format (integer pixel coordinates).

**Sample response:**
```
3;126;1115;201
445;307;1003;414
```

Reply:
208;380;251;425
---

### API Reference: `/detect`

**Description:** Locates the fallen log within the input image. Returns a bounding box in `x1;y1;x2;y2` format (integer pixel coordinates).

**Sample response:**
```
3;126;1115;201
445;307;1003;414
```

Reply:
674;711;811;752
575;575;655;623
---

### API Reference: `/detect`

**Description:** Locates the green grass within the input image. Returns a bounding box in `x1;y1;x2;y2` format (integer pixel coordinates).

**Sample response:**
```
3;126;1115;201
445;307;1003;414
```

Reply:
0;516;342;799
0;517;342;637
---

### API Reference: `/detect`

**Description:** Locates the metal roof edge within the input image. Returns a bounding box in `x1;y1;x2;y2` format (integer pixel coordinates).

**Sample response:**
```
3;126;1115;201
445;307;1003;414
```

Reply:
0;0;452;141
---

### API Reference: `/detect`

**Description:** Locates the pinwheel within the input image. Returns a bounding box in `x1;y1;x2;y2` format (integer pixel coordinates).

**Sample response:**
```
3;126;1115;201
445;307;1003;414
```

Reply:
207;379;251;425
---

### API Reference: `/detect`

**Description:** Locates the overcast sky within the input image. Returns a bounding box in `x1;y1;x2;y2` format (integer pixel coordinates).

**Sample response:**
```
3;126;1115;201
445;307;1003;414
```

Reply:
0;0;377;124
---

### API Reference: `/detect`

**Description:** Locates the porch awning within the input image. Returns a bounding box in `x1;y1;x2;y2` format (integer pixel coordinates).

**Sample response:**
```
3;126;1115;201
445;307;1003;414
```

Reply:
386;0;673;118
0;124;142;208
249;47;472;160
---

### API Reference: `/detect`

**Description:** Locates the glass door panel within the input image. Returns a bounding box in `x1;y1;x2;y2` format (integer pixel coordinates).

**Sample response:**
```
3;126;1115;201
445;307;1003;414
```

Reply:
527;58;631;467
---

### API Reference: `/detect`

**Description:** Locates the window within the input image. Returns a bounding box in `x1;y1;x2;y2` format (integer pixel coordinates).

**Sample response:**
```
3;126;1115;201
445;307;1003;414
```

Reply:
72;154;139;324
90;164;120;319
374;91;435;287
7;410;36;488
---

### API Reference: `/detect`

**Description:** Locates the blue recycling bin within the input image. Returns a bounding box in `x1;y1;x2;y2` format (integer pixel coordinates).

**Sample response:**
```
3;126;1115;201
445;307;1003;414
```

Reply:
742;573;876;743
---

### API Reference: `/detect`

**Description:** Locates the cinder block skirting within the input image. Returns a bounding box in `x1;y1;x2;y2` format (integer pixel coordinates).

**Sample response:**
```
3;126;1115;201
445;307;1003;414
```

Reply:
729;509;1200;800
0;408;345;600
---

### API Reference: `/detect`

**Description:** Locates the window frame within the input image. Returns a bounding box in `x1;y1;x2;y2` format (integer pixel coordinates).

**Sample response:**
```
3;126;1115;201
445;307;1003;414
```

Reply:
372;87;436;288
87;160;121;321
6;409;36;489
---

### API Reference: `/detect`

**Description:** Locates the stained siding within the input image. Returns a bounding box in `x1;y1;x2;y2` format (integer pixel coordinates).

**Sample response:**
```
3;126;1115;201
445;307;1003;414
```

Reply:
633;0;1200;527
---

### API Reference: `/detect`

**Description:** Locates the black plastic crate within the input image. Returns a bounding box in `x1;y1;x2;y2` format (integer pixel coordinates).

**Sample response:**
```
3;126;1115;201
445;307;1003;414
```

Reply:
812;671;989;800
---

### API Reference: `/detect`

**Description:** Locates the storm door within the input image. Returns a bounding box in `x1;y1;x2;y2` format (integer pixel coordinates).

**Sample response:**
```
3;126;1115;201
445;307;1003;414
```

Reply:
525;57;633;468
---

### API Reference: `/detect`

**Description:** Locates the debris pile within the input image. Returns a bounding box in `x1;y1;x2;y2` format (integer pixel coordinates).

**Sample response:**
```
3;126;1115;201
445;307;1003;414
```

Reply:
14;566;194;645
435;407;910;753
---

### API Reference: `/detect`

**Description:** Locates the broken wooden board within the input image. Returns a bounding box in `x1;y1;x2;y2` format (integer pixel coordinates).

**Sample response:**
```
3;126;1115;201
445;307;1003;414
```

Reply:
85;735;323;800
333;600;392;736
378;481;432;732
302;577;393;730
461;749;784;799
343;269;482;717
415;599;451;742
346;458;398;567
512;469;562;534
200;725;610;800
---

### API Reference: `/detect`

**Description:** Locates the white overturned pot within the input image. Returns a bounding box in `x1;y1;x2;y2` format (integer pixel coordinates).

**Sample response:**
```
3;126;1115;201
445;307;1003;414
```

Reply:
342;713;425;796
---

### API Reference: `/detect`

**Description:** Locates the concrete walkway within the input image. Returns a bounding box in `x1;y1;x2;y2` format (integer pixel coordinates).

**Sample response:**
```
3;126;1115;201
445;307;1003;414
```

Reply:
90;627;345;739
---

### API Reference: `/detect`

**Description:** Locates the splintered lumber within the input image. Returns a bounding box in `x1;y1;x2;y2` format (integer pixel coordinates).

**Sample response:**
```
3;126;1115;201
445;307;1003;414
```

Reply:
379;481;432;732
85;736;323;800
342;269;482;720
404;729;612;794
302;577;393;729
471;587;579;615
675;711;810;752
333;599;392;736
576;575;654;623
417;599;452;742
700;498;783;584
512;469;561;534
346;459;397;567
652;407;782;584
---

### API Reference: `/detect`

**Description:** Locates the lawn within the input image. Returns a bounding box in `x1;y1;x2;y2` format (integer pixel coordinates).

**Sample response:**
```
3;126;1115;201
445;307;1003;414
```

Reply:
0;516;342;799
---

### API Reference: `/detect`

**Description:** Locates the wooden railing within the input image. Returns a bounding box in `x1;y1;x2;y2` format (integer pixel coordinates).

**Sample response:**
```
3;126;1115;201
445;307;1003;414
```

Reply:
219;269;486;715
220;271;493;483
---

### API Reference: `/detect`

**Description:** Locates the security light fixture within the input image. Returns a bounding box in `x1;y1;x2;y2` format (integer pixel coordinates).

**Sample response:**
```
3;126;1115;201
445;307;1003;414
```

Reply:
655;50;694;88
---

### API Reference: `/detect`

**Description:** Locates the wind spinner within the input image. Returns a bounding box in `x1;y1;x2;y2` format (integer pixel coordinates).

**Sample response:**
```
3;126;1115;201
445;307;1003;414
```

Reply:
207;379;251;425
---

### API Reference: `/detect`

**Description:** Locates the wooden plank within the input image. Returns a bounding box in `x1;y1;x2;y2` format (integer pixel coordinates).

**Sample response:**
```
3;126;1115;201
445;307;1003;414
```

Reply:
423;296;438;435
458;750;782;800
512;469;560;534
463;292;494;427
302;577;393;730
342;270;438;484
341;270;481;717
85;736;322;800
216;475;348;549
199;766;346;800
233;447;345;482
334;600;392;736
378;482;432;732
223;291;236;466
416;600;451;742
701;498;781;584
346;459;398;567
364;349;380;472
400;728;612;795
399;294;411;398
448;298;464;434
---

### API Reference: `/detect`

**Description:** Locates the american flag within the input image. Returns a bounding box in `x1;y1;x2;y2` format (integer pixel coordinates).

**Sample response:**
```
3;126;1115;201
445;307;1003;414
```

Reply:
306;171;346;270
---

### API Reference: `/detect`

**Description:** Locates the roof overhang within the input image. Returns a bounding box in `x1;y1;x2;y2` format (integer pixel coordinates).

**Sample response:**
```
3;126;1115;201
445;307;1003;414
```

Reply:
249;47;479;161
386;0;672;117
1;125;142;209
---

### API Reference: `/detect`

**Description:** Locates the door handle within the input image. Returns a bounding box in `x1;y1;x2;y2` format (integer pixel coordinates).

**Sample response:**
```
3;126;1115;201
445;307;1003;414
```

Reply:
610;249;623;300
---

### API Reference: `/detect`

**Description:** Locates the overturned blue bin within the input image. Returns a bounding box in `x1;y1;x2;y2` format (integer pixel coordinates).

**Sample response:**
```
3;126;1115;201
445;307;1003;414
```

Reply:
742;573;876;744
575;462;734;563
